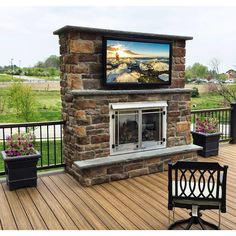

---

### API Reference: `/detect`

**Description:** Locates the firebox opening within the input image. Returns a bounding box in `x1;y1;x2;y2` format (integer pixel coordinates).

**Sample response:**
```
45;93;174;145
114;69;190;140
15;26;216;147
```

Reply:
110;101;167;155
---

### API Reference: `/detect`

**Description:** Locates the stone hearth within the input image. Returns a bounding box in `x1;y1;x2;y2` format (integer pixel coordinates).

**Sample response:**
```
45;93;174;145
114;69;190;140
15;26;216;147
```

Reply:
54;26;201;186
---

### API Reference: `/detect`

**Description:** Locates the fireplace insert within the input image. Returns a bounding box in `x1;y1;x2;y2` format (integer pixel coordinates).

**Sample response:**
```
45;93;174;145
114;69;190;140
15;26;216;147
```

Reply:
110;101;167;154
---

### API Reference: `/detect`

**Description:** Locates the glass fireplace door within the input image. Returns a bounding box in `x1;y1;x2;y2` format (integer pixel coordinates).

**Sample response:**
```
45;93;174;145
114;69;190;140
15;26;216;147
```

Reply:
111;102;167;155
114;111;139;152
142;109;163;149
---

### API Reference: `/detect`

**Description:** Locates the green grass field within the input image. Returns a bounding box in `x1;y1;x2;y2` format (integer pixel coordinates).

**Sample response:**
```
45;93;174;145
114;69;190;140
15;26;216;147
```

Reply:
0;74;23;82
0;89;62;123
0;140;63;173
191;92;227;110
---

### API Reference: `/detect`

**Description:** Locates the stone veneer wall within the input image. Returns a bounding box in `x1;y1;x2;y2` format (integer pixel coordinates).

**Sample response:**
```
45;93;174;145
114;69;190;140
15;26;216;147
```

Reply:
55;26;189;91
64;91;191;172
54;26;195;185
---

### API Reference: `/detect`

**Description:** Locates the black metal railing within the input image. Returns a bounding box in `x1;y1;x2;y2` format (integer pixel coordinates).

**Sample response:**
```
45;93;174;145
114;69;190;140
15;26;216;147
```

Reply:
191;107;231;142
0;120;65;175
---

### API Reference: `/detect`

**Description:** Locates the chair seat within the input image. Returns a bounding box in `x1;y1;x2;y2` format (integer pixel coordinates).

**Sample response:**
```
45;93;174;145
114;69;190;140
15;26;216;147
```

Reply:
173;198;221;208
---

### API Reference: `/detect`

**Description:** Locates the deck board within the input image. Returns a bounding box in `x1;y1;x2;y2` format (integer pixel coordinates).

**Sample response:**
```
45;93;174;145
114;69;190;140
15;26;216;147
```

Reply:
2;184;32;230
0;143;236;230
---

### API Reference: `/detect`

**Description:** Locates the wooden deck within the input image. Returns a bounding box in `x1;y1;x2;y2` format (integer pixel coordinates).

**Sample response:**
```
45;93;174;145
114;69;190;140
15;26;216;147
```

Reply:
0;143;236;230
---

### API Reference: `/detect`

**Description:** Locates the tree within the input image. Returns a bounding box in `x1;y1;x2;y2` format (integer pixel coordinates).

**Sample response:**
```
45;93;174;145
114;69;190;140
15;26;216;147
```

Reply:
209;58;236;103
184;63;209;80
8;83;37;121
191;63;208;78
35;55;59;69
209;58;220;78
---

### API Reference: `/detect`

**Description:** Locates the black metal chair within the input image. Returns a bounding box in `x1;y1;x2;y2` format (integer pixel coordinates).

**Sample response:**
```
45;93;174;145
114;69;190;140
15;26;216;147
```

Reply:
168;161;228;230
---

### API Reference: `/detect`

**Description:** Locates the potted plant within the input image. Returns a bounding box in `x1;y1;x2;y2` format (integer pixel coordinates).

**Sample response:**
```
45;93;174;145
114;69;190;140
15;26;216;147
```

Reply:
191;117;222;157
1;132;40;191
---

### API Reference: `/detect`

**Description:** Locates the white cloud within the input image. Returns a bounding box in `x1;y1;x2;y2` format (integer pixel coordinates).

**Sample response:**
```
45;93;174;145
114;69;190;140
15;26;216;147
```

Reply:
0;6;235;71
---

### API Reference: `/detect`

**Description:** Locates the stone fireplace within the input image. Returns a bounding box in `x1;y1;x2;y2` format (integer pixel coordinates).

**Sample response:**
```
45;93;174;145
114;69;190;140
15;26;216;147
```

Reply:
54;26;201;186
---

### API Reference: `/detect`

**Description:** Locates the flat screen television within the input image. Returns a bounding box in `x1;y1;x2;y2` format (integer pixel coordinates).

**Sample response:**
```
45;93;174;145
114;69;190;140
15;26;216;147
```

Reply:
103;37;172;88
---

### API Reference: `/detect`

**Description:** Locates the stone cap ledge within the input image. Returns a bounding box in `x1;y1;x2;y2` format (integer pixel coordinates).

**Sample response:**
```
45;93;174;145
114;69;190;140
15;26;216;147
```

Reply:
74;144;202;170
53;25;193;41
71;88;193;96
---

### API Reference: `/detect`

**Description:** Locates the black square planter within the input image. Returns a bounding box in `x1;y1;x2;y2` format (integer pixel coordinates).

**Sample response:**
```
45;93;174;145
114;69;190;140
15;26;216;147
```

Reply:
191;131;221;157
1;150;40;191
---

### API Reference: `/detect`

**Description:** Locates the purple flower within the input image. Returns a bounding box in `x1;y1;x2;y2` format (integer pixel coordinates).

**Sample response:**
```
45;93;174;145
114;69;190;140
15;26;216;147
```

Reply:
195;117;219;133
4;132;36;157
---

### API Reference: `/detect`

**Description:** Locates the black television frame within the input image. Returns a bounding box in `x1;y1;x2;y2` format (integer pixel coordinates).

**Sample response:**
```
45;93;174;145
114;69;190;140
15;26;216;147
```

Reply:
102;36;172;89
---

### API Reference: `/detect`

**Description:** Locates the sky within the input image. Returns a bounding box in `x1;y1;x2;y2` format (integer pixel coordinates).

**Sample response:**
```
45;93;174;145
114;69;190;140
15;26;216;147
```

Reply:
0;5;236;72
107;40;170;58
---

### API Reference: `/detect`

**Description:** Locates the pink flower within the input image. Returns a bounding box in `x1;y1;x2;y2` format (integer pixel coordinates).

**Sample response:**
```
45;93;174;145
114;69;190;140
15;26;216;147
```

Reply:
195;117;219;133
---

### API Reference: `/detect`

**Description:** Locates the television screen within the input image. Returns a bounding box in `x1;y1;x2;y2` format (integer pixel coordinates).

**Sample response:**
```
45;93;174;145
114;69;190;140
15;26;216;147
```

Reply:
103;37;172;88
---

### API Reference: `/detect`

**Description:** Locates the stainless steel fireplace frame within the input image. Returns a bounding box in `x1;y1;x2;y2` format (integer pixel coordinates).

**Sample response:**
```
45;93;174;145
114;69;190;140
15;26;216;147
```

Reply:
109;101;168;155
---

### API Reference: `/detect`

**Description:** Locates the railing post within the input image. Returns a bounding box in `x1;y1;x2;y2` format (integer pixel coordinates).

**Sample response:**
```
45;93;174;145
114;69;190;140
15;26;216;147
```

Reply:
230;102;236;144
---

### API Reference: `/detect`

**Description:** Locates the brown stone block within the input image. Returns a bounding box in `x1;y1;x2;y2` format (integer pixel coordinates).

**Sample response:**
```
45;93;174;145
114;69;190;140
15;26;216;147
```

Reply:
94;40;102;53
80;178;92;187
163;160;171;171
174;57;181;64
80;32;97;40
74;126;86;137
183;152;194;159
76;100;96;109
148;163;164;174
179;71;185;78
168;111;180;117
90;167;107;177
60;45;68;54
91;176;110;185
172;47;186;57
128;168;148;178
87;129;104;136
76;119;91;126
173;64;185;71
89;63;103;74
110;173;129;181
124;162;144;172
92;115;109;124
77;151;95;160
186;133;191;144
65;64;88;74
171;78;185;88
76;136;90;145
63;54;78;64
64;93;73;102
101;106;109;114
68;31;80;40
75;110;86;119
144;157;161;165
173;41;186;47
78;54;98;62
84;143;101;151
91;134;109;144
69;39;94;53
176;121;190;132
107;165;124;174
83;79;102;90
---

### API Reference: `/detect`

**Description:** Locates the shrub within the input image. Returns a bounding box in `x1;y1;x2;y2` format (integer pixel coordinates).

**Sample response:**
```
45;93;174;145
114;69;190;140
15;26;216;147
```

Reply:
191;87;199;98
8;82;36;121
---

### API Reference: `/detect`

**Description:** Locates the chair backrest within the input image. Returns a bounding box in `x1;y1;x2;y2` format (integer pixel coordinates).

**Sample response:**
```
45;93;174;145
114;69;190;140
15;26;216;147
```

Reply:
168;161;228;212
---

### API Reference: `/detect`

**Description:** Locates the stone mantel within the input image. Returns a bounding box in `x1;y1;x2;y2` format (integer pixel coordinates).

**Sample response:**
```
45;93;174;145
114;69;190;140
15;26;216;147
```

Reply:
54;25;193;41
71;88;193;96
